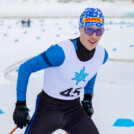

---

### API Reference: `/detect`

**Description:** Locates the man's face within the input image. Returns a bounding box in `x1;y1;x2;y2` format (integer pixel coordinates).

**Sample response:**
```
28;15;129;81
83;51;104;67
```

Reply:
79;26;103;51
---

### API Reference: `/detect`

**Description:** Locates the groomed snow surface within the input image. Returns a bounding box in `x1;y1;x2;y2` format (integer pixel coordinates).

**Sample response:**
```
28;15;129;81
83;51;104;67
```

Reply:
0;17;134;134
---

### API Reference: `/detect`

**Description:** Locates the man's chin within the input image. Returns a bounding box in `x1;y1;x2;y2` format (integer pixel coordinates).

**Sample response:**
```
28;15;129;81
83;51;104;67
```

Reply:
86;46;95;51
87;44;97;50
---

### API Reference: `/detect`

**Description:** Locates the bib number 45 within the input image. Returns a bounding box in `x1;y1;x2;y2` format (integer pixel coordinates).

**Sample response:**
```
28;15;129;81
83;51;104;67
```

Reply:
60;87;82;97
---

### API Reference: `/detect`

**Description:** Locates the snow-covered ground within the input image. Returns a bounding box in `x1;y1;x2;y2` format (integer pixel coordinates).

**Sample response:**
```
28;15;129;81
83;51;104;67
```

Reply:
1;18;134;84
0;1;134;133
0;17;134;134
0;0;134;18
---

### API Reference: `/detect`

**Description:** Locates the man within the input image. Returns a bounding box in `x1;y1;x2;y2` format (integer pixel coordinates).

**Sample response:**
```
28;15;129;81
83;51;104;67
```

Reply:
13;7;108;134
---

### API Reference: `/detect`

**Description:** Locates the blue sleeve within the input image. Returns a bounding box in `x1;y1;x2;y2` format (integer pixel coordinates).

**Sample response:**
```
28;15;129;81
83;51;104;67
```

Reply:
44;45;65;67
103;49;108;64
84;49;108;95
84;74;97;95
17;45;65;101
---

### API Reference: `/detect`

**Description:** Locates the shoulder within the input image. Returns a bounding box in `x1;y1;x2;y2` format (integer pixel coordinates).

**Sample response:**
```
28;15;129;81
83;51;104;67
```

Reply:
42;44;65;67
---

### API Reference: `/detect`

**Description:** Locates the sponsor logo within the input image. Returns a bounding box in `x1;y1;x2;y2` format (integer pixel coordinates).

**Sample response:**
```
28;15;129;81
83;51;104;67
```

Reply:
83;17;103;23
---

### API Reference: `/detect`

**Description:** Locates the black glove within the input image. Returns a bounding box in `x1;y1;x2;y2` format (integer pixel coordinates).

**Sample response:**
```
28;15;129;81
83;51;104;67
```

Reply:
81;94;94;118
13;101;30;129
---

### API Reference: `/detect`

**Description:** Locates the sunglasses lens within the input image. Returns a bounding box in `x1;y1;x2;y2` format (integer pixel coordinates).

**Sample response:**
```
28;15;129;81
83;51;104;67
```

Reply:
84;28;94;35
96;29;104;36
85;28;104;36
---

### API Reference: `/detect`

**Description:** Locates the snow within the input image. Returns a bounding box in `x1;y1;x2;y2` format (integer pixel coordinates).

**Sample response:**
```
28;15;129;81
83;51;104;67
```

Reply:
0;0;134;18
0;1;134;134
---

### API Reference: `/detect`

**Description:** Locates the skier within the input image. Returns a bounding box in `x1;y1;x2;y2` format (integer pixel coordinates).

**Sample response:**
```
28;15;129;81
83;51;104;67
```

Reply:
27;19;31;27
21;18;31;27
13;7;108;134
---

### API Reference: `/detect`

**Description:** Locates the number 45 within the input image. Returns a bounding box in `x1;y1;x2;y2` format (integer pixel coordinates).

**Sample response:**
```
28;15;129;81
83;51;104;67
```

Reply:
60;87;82;97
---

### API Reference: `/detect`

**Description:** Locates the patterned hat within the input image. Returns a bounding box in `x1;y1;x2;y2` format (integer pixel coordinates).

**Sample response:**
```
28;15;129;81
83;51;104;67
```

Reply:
79;8;104;29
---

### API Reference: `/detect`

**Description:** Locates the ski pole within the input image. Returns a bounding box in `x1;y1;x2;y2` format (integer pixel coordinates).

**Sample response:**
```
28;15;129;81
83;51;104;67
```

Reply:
9;126;17;134
9;126;68;134
9;114;30;134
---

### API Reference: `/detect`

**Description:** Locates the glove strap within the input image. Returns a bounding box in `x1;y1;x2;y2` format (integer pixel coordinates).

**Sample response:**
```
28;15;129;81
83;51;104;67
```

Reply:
16;101;26;106
83;93;94;101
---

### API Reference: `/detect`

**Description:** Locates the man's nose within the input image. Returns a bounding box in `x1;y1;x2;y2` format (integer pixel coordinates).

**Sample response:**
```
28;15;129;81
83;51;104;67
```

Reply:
91;32;97;39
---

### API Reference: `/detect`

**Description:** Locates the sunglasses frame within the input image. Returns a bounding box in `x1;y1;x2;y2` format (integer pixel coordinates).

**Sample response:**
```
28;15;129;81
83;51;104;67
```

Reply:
84;27;105;36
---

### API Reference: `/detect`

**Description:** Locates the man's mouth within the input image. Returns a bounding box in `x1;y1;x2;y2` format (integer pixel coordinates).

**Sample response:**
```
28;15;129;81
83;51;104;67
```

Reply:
88;40;97;45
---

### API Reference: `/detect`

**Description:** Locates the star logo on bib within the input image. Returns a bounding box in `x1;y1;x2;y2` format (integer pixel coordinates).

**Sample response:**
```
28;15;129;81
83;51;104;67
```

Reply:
72;66;89;85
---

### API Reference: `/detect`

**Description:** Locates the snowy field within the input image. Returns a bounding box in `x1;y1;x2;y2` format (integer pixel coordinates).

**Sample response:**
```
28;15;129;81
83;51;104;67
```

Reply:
0;0;134;18
0;17;134;134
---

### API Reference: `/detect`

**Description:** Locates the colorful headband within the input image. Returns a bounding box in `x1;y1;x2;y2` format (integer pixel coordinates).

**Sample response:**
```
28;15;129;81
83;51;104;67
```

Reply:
79;8;104;29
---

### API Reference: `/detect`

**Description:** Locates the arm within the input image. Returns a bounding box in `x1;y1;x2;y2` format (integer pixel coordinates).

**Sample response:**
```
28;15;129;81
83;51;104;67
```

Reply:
17;44;65;101
83;48;109;96
81;74;97;118
13;44;65;128
82;48;109;117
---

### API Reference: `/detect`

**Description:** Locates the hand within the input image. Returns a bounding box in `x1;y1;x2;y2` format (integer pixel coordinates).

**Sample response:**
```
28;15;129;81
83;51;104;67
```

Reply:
81;93;94;118
13;102;30;129
81;100;94;118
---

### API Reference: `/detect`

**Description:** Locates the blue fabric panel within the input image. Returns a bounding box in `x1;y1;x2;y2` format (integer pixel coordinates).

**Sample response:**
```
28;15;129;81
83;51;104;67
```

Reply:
24;95;40;134
72;39;78;50
84;74;97;95
45;45;65;67
103;49;108;64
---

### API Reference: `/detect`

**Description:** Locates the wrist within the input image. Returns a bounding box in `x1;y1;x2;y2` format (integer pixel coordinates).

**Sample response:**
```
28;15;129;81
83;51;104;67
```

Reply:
83;93;93;101
16;101;26;106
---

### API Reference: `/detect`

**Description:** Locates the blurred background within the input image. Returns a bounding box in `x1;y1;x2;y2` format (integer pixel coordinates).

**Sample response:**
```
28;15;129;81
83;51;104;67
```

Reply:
0;0;134;134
